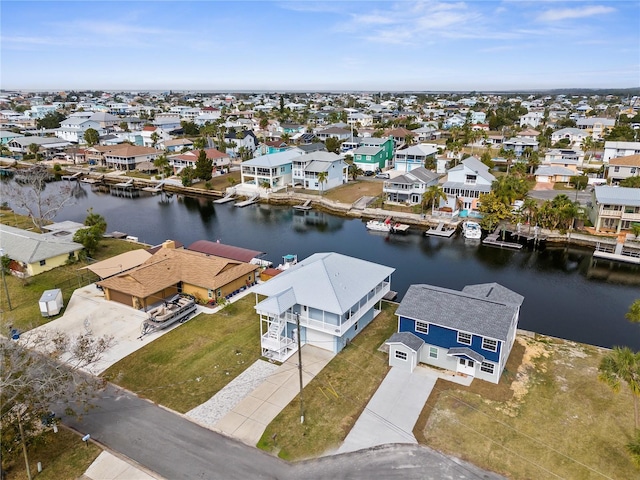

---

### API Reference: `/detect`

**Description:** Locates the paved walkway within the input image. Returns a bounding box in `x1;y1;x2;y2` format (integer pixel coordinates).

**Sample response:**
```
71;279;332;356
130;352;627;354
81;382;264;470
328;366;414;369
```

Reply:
214;345;334;446
81;451;162;480
338;365;472;454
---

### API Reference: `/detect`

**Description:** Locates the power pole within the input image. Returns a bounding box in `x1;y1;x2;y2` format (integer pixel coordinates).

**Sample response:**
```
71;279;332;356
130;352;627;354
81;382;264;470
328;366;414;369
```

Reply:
296;313;304;424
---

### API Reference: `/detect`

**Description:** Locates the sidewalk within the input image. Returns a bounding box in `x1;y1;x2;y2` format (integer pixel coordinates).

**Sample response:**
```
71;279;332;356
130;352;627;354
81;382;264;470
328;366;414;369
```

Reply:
80;451;162;480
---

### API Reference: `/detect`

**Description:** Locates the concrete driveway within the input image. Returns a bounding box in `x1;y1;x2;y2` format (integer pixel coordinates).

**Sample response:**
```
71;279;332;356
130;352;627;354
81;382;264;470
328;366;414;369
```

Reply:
27;284;211;375
214;345;334;446
338;365;472;454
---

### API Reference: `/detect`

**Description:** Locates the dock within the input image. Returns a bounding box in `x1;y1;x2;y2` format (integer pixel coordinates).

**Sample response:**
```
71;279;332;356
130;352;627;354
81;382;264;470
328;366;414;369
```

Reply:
593;242;640;265
425;222;456;238
383;290;398;301
482;228;523;249
214;191;237;204
293;199;312;211
142;179;167;193
110;179;140;198
391;223;410;234
62;172;82;181
234;194;260;208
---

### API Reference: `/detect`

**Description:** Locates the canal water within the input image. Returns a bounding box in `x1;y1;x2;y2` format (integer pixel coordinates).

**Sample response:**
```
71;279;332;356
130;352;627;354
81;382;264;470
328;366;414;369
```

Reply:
16;182;640;350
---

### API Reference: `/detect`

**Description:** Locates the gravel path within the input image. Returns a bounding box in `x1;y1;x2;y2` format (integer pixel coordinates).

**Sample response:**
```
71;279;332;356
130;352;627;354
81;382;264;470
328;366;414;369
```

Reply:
186;359;279;429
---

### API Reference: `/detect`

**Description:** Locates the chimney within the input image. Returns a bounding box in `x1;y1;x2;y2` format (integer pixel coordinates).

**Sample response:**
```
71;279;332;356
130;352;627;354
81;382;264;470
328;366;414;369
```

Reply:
162;240;176;249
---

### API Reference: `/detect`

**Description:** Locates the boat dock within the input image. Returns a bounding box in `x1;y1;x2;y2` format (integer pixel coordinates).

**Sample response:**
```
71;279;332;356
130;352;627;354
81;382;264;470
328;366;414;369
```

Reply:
214;190;237;204
62;172;82;181
383;290;398;301
235;194;260;208
425;222;456;238
593;242;640;265
483;228;523;249
141;179;167;193
391;223;410;234
111;179;140;198
293;199;312;211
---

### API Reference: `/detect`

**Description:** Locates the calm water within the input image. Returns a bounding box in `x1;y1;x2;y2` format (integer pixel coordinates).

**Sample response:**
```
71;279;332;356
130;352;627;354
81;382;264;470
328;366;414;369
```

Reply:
18;181;640;350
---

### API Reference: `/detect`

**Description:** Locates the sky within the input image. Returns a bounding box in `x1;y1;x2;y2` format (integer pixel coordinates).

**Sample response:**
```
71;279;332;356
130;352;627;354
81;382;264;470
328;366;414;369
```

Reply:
1;1;639;92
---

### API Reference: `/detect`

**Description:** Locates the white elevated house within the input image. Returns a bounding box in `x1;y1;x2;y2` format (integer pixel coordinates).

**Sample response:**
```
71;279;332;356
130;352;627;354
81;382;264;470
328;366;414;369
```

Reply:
603;141;640;163
253;253;395;361
551;127;590;147
393;143;438;172
442;156;495;212
383;167;441;205
239;149;303;192
291;151;348;191
589;186;640;233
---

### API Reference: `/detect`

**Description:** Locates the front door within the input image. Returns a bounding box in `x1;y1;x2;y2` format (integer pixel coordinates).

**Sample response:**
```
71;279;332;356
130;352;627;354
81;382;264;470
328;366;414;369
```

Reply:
457;358;475;376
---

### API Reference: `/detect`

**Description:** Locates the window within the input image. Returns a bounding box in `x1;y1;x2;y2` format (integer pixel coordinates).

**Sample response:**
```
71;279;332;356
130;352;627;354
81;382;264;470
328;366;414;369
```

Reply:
429;346;438;358
395;350;407;361
614;166;620;172
415;321;429;334
482;338;498;352
208;289;213;299
68;252;75;259
480;362;495;374
39;260;46;266
354;321;359;331
216;289;222;297
457;331;472;345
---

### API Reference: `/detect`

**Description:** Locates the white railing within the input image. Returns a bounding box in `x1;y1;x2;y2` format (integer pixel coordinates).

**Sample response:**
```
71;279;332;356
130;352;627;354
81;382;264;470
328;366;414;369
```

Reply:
622;212;640;221
285;282;390;336
601;209;622;217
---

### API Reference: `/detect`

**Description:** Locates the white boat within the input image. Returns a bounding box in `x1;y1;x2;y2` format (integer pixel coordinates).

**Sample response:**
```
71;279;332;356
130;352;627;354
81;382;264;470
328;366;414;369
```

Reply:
366;217;393;232
140;294;197;336
462;221;482;240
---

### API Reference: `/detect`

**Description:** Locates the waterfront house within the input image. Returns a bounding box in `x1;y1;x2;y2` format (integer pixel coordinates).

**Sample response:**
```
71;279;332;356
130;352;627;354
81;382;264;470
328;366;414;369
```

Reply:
103;145;160;171
389;282;523;383
291;151;349;191
588;186;640;233
351;137;394;173
7;136;71;158
442;156;495;212
383;167;441;205
603;141;640;163
98;241;259;309
169;148;230;174
253;252;395;361
240;149;304;191
0;224;83;277
393;143;438;172
607;154;640;184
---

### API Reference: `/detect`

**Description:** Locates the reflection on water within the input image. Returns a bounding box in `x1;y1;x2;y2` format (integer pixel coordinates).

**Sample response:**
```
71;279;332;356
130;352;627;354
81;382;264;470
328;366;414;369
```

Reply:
4;181;640;350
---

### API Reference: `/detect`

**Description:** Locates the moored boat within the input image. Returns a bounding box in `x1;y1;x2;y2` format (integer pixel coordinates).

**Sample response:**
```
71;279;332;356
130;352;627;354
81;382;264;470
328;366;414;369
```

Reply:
462;221;482;240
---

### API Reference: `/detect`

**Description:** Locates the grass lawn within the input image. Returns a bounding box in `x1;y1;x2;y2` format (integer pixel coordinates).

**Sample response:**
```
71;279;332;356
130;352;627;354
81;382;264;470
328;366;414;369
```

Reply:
191;171;242;192
0;219;145;332
101;295;262;413
3;428;101;480
257;301;397;460
415;335;638;479
323;179;383;204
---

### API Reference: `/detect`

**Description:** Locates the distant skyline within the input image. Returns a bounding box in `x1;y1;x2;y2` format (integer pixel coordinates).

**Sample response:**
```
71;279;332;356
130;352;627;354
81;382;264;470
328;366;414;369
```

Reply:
1;1;639;92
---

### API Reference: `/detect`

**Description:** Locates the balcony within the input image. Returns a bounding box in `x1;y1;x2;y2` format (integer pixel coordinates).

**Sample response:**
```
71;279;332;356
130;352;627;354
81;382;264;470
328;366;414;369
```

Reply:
622;212;640;221
601;209;623;218
284;281;390;336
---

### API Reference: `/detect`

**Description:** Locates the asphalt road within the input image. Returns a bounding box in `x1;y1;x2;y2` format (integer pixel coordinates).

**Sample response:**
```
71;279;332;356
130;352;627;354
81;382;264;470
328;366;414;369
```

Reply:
61;384;505;480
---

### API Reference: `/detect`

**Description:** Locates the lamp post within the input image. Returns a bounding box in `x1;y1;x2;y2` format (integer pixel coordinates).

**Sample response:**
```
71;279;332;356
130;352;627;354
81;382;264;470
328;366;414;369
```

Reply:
0;248;12;311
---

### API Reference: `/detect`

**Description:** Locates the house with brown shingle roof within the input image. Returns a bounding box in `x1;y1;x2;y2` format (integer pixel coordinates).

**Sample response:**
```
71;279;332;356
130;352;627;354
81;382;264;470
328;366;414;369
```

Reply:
103;145;160;171
98;243;259;309
608;154;640;184
168;148;231;173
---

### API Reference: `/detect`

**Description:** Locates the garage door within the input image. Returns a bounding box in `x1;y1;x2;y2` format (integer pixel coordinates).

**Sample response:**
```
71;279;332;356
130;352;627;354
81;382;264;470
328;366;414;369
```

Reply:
305;328;335;353
108;289;133;307
537;175;549;183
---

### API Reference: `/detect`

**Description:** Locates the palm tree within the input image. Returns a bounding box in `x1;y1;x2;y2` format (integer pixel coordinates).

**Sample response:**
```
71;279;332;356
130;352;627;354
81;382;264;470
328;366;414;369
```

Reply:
626;299;640;323
598;346;640;428
349;164;363;181
581;137;595;163
317;171;328;195
522;197;539;232
421;185;447;215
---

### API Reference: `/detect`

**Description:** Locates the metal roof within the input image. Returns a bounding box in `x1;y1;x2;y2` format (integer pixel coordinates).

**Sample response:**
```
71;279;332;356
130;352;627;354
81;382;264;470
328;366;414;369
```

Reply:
395;283;523;341
187;240;264;263
253;252;395;315
594;186;640;207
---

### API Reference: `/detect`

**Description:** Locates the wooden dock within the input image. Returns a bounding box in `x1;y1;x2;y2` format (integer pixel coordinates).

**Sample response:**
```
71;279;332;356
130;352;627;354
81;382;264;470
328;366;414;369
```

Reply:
425;222;456;238
391;223;410;234
593;242;640;265
234;194;260;208
483;229;523;249
293;199;312;211
214;191;236;204
62;172;82;181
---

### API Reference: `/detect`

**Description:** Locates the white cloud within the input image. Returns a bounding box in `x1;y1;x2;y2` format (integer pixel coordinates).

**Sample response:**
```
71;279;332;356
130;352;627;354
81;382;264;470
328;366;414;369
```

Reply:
537;5;615;22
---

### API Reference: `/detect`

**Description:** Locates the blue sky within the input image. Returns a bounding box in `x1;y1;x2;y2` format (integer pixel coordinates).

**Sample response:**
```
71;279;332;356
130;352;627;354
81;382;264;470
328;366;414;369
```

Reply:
1;1;638;91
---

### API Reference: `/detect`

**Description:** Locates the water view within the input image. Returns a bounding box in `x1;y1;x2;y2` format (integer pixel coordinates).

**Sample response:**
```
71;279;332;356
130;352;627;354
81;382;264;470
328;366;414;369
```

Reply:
14;181;640;350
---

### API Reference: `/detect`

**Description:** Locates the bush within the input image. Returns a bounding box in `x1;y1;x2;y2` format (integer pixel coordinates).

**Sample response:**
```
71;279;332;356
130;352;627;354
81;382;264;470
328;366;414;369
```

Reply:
53;163;62;172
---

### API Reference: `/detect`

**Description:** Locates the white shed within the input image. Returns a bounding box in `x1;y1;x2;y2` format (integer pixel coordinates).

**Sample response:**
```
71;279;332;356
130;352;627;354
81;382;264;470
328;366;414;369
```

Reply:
39;289;64;317
386;332;424;373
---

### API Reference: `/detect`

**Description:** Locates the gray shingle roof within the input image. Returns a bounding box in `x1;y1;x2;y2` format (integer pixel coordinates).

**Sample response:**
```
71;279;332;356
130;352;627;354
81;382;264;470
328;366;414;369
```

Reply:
0;224;83;264
447;347;484;362
386;332;424;352
395;283;523;341
534;166;576;176
353;146;382;156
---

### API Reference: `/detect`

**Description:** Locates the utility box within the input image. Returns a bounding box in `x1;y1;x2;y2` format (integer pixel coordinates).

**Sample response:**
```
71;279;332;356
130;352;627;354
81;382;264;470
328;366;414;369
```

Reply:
39;289;63;317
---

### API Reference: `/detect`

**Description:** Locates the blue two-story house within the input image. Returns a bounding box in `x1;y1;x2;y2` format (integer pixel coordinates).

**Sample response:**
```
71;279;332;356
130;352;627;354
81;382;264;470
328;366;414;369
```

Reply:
388;283;523;383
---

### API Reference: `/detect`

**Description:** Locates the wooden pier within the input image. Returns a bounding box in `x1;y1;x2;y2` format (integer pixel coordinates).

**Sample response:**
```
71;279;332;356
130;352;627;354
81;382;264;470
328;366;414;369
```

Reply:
482;227;523;249
111;180;140;198
293;199;312;211
425;222;456;238
62;172;82;181
214;192;237;204
235;194;260;207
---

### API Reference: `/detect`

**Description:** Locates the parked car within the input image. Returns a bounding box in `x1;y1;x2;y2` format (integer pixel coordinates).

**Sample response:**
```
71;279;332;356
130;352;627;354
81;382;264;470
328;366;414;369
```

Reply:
364;170;375;176
376;172;390;179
